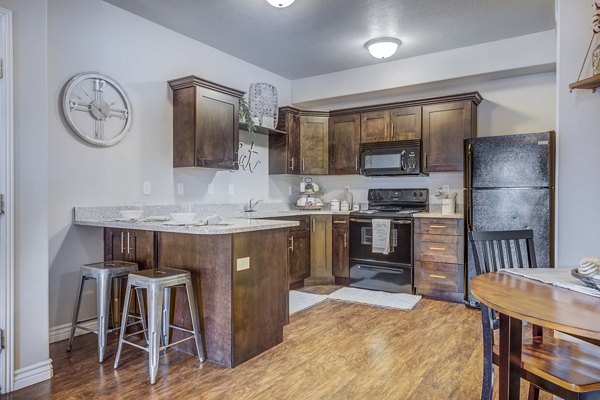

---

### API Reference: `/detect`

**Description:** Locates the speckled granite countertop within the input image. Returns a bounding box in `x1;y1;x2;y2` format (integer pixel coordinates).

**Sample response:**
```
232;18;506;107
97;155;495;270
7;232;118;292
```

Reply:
412;212;464;219
74;218;298;235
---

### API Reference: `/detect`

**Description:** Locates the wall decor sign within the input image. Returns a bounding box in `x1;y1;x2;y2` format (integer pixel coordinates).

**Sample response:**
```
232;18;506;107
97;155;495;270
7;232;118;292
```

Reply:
61;72;132;146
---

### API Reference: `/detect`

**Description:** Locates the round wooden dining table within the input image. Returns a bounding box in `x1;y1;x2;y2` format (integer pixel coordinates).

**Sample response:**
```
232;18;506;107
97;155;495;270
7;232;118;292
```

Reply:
471;271;600;400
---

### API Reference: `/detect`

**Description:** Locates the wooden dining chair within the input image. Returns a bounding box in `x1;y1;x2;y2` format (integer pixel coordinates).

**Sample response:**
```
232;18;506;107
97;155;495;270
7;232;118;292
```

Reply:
470;229;600;400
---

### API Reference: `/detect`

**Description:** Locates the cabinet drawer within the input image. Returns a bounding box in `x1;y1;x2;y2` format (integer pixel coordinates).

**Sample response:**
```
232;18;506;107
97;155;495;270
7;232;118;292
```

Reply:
332;215;349;228
415;261;461;292
414;233;464;264
414;218;461;236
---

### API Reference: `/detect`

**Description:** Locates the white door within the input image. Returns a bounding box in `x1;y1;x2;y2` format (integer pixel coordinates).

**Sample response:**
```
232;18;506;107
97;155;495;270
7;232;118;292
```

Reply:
0;7;14;394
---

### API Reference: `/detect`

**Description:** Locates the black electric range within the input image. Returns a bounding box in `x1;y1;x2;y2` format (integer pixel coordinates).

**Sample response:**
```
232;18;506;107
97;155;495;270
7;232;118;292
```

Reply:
348;188;428;293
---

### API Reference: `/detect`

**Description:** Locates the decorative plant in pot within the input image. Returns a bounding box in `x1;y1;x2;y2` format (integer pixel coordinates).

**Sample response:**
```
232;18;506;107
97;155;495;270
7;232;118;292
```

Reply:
239;97;257;137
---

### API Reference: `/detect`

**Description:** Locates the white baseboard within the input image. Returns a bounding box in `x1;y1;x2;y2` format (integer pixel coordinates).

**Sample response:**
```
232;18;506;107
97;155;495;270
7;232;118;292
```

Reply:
13;359;53;390
49;320;97;344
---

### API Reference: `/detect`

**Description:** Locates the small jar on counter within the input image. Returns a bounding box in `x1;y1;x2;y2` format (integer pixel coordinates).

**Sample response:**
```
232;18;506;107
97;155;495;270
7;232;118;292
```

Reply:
330;199;340;211
340;200;350;211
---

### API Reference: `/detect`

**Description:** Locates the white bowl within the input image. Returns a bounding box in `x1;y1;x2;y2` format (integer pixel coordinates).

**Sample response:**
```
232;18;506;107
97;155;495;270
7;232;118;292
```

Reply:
169;212;197;224
119;210;143;220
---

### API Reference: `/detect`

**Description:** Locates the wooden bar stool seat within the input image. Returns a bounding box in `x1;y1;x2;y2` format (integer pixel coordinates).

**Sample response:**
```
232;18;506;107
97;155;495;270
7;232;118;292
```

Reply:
113;267;205;385
66;261;146;363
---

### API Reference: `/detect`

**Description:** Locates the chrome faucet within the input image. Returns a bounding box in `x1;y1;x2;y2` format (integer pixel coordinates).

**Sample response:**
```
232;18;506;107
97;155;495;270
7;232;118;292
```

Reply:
245;198;263;212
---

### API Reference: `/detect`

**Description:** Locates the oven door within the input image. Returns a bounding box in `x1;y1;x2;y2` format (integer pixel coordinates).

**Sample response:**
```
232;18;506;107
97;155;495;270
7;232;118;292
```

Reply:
349;263;412;293
349;218;412;266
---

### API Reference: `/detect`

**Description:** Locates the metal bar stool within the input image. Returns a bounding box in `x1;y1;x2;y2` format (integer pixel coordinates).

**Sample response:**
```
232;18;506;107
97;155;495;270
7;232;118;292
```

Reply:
66;261;147;363
113;268;205;384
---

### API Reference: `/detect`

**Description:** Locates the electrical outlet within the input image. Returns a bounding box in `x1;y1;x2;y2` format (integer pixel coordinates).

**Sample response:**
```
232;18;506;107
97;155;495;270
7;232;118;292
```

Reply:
289;185;293;196
208;183;215;195
143;181;151;195
228;184;234;195
177;183;184;196
236;257;250;271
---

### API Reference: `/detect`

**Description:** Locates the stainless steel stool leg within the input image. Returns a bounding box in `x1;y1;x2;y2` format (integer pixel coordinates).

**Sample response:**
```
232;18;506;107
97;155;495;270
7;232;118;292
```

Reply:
66;275;86;352
135;287;148;343
161;287;171;348
97;273;112;363
185;277;205;362
148;283;164;385
113;280;132;370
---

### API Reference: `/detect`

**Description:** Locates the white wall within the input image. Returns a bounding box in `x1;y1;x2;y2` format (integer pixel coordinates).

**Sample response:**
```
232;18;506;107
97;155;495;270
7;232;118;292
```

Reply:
556;1;600;266
0;0;50;382
48;0;291;331
274;71;556;208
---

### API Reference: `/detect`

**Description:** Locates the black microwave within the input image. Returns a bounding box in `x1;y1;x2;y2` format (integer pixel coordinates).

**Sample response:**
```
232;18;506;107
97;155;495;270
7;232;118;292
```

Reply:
359;140;425;176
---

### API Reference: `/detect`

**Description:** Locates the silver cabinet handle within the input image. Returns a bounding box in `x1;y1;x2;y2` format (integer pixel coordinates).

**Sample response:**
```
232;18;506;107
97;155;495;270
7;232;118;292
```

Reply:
289;236;294;252
333;220;348;224
312;218;315;233
126;232;131;255
355;156;358;171
302;157;305;172
391;122;395;138
290;157;294;172
344;233;347;248
120;232;125;254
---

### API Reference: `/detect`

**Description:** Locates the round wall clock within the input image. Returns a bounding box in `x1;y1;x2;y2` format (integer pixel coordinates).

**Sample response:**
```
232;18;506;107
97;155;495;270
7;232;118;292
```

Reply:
61;72;132;147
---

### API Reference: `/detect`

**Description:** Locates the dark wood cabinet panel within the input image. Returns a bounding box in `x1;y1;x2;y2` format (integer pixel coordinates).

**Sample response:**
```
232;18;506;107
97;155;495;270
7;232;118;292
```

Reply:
422;101;476;172
390;106;422;141
332;216;349;282
169;76;244;170
329;114;360;175
300;116;329;175
360;110;390;143
288;229;310;286
104;228;156;270
269;107;300;174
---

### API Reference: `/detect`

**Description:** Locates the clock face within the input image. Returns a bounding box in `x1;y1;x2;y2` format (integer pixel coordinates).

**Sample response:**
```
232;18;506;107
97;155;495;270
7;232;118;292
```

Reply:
62;72;132;147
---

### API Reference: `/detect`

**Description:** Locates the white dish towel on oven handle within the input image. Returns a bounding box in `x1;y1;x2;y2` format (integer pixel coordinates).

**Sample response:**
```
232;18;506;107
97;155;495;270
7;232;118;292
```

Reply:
372;219;391;254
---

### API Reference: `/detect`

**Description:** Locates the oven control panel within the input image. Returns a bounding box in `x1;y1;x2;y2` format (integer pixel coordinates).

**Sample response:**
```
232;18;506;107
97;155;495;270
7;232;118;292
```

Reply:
368;188;428;203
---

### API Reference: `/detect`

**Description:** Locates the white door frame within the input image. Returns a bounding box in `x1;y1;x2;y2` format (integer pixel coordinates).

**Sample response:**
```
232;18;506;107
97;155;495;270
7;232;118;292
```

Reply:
0;7;14;394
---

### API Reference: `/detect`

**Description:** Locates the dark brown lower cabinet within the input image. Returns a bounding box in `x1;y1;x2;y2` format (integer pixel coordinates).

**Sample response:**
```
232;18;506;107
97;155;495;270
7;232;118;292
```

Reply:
104;228;156;269
332;216;349;285
288;229;310;288
157;229;288;368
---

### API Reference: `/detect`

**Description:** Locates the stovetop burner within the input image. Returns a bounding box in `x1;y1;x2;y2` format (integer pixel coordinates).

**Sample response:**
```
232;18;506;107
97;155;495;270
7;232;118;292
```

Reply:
351;188;429;218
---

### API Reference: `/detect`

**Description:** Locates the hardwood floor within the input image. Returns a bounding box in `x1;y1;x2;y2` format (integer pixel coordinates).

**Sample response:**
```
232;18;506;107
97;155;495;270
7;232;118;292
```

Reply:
3;296;551;399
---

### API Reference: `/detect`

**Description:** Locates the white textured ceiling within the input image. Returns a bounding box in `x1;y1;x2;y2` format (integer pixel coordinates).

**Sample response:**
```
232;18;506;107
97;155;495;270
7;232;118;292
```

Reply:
103;0;555;80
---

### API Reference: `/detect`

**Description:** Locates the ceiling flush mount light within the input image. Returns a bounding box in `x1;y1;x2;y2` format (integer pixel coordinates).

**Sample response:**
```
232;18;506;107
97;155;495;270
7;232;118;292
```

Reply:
364;37;402;59
266;0;295;7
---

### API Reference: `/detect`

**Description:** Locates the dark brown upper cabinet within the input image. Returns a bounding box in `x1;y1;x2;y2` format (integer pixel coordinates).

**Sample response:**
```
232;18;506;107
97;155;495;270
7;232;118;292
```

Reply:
328;114;360;175
422;100;477;172
390;106;422;141
269;107;300;174
360;110;390;143
299;114;329;175
168;76;244;170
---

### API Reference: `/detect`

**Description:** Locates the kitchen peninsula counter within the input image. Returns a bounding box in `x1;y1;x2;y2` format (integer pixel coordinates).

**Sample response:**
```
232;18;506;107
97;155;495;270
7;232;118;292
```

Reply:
74;211;292;368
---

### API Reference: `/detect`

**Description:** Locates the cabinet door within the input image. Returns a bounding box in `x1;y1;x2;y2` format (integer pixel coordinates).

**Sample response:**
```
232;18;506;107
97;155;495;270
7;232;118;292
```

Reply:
269;111;300;175
288;229;310;286
332;217;349;279
329;114;360;175
309;215;333;282
390;106;422;141
360;110;390;143
422;101;474;172
196;87;240;170
300;116;329;175
104;228;155;269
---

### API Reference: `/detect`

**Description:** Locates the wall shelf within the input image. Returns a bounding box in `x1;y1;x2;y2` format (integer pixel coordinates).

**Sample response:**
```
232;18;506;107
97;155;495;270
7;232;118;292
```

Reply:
239;122;286;136
569;75;600;92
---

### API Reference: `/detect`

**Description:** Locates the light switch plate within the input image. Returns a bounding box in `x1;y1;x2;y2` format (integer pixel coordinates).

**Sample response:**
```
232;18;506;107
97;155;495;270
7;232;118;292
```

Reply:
236;257;250;271
143;181;151;195
228;184;234;195
177;183;184;196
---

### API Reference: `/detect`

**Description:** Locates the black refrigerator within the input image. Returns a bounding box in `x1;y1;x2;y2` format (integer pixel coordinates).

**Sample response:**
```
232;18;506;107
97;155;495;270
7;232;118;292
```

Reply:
463;131;555;306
